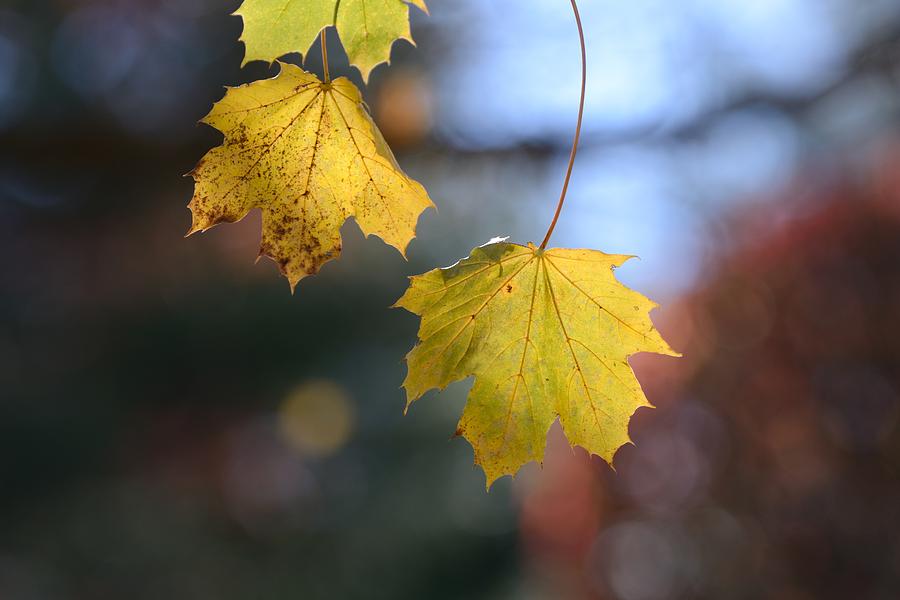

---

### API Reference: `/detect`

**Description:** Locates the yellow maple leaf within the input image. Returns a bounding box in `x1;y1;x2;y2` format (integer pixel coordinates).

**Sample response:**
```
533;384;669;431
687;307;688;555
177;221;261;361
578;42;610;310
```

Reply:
396;240;680;486
236;0;429;81
188;62;434;290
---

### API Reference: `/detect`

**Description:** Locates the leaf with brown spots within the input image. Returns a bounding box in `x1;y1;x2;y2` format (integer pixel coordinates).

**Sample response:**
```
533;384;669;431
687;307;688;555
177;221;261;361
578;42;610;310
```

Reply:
396;240;679;486
188;62;434;290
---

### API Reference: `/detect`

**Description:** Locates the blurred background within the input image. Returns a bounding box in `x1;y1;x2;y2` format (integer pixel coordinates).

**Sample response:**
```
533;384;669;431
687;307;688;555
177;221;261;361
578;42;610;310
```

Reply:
2;0;900;598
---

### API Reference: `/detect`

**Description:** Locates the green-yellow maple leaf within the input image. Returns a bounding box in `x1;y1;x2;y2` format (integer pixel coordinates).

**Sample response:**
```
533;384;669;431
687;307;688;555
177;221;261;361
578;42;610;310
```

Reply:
188;62;434;289
236;0;428;81
396;240;680;486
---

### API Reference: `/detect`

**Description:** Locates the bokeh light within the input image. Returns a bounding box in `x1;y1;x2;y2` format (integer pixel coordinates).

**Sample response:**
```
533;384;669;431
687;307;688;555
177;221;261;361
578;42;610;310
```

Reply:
278;380;355;458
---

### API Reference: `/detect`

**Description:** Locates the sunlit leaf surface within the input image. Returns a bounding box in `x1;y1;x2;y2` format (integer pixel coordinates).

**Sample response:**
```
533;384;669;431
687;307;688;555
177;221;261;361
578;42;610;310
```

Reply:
397;240;679;485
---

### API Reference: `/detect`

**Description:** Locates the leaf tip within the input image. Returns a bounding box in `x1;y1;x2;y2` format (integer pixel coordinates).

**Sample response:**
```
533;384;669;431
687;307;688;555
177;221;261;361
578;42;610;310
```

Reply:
408;0;430;16
400;382;420;415
483;471;507;492
184;219;204;238
285;269;308;294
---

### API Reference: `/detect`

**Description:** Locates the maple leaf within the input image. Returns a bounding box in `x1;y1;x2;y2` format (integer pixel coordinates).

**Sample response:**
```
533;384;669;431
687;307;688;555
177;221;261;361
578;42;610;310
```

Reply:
396;240;680;486
188;62;434;290
236;0;429;82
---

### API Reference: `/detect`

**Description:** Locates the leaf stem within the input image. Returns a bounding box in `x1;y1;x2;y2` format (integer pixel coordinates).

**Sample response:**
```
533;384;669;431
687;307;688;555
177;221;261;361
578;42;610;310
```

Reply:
539;0;586;250
321;29;331;83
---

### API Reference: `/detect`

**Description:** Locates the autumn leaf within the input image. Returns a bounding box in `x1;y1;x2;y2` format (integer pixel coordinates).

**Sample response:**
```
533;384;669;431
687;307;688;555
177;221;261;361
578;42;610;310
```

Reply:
396;240;680;486
236;0;429;81
188;62;434;289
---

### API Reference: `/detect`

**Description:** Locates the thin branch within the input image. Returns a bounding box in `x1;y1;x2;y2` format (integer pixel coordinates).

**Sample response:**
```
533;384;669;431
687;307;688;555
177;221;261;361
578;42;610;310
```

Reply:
540;0;586;250
321;29;331;83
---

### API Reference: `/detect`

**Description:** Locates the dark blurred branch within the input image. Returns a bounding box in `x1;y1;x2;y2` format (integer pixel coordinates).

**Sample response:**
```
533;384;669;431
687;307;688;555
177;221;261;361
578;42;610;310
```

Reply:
2;18;899;169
